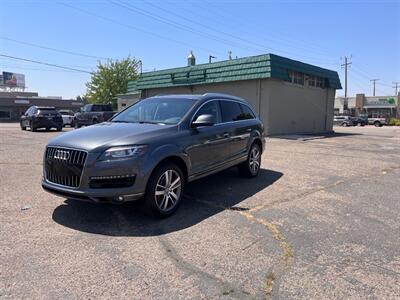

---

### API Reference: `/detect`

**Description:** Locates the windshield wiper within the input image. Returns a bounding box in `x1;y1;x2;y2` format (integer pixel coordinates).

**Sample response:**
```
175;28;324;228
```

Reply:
111;120;132;123
138;120;165;125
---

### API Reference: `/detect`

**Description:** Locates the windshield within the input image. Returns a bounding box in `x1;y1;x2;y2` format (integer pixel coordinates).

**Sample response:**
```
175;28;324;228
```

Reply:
111;97;197;125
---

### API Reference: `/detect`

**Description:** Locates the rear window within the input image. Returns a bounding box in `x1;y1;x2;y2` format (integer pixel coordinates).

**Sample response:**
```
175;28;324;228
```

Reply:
59;110;74;116
220;101;243;122
38;109;59;116
238;104;256;120
92;104;112;112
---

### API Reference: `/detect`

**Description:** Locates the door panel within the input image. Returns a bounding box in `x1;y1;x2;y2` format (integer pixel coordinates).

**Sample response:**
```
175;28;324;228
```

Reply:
186;125;231;175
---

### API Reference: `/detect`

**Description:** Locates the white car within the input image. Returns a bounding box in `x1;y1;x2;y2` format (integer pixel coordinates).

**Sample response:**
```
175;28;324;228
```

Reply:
58;110;74;127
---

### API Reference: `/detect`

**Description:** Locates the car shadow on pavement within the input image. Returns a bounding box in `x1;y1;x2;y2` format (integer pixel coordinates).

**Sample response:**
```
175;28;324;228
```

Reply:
52;168;283;236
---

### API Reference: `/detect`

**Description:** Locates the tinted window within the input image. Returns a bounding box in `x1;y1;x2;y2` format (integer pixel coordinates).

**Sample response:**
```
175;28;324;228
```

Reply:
194;101;221;124
112;97;196;125
92;104;112;112
38;109;59;116
238;104;255;120
220;100;243;122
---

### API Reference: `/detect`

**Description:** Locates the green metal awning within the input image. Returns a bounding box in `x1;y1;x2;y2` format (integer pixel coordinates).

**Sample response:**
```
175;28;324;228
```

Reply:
127;53;342;93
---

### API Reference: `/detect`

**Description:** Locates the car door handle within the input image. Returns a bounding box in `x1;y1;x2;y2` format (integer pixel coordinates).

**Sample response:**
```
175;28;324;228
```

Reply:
223;132;230;138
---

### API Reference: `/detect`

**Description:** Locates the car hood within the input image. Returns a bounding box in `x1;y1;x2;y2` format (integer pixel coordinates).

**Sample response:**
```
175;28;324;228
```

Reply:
48;122;176;152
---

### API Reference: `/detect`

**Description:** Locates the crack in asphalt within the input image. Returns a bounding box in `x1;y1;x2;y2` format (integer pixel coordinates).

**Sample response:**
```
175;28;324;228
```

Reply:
189;197;294;300
158;237;253;299
248;165;400;214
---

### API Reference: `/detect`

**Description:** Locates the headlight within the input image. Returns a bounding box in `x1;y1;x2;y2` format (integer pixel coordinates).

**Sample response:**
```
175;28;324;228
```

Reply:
99;145;147;161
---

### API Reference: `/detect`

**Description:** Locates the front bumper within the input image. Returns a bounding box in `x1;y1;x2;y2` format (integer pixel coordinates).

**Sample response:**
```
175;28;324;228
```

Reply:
42;151;152;203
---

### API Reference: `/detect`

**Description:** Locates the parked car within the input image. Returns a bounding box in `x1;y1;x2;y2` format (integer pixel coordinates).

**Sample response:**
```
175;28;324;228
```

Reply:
368;117;388;127
351;116;367;126
333;115;355;127
42;93;265;217
20;106;63;132
73;104;115;128
58;109;75;127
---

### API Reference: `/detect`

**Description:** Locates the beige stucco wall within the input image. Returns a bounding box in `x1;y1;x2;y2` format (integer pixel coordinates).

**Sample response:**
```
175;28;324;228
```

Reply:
141;78;336;135
265;79;335;135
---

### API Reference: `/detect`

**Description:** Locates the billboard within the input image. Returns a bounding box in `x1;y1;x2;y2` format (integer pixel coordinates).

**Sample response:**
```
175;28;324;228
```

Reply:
2;72;25;88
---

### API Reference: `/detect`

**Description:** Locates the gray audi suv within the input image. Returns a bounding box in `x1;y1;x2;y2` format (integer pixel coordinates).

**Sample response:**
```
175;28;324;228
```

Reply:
42;93;265;217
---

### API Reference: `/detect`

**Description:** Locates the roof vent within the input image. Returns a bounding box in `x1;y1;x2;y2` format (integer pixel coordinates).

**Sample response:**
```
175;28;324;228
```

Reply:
187;50;196;66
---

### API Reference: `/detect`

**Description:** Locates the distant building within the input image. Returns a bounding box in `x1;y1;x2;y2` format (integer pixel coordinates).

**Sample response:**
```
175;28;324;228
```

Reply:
119;53;342;135
0;91;85;122
335;94;399;118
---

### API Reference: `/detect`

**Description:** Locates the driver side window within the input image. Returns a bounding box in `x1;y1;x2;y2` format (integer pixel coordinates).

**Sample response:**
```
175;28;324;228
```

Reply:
194;101;221;124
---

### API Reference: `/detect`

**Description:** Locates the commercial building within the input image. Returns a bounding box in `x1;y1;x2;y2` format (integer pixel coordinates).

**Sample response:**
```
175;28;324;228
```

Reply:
335;94;399;118
119;53;341;135
0;91;85;122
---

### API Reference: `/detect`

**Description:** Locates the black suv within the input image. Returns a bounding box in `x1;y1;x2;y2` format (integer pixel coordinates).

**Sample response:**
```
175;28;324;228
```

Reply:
21;106;63;132
42;93;265;217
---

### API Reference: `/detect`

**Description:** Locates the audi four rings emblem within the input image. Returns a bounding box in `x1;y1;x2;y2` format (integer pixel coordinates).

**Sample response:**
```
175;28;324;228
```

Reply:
54;150;70;160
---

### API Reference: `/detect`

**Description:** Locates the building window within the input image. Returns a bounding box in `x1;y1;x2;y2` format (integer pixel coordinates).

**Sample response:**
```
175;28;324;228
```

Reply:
0;110;11;119
308;76;316;87
316;77;325;88
289;71;304;85
307;75;325;88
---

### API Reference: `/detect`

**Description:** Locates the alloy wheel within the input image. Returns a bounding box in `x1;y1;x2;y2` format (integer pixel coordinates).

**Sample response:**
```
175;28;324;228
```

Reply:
154;169;182;212
249;146;261;174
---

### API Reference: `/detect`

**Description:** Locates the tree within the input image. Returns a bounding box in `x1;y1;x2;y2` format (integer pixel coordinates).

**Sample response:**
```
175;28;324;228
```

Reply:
85;57;139;109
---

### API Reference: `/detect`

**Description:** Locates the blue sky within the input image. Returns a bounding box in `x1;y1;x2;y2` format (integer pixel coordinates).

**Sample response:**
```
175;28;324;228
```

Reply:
1;0;399;99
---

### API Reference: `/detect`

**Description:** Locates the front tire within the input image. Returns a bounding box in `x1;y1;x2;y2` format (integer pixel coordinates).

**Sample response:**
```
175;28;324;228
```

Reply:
238;143;261;178
374;121;381;127
144;162;184;218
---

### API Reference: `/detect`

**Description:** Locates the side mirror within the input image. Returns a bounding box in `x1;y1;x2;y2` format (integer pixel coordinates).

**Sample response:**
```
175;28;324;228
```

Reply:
192;114;215;127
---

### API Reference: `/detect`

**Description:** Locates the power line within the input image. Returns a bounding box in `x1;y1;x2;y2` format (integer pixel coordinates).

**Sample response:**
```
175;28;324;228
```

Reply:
116;0;339;64
0;54;93;74
109;0;262;54
188;0;338;59
0;64;82;73
0;36;111;60
59;2;225;56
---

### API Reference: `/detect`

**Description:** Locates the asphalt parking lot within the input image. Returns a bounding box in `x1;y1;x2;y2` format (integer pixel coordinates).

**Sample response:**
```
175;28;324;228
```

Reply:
1;123;399;299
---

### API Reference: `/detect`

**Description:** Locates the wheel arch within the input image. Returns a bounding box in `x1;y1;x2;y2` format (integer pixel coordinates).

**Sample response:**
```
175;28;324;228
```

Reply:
150;155;189;183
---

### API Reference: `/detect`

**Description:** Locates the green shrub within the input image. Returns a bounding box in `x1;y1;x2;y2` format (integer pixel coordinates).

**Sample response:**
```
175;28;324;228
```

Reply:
388;118;400;126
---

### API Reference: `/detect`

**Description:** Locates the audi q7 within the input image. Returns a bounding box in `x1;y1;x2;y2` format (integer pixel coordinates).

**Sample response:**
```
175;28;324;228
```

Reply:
42;93;265;217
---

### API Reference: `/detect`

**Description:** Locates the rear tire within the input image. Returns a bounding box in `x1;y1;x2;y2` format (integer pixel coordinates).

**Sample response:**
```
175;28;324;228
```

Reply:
374;121;381;127
144;162;185;218
56;126;62;132
20;123;26;130
238;143;261;178
342;122;348;127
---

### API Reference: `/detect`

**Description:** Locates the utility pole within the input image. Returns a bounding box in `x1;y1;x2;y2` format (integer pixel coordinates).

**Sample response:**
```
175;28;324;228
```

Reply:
209;55;216;64
341;56;352;99
370;79;379;96
393;81;400;95
341;56;352;112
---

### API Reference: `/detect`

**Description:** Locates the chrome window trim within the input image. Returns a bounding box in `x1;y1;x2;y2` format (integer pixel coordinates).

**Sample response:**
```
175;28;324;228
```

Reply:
190;98;257;126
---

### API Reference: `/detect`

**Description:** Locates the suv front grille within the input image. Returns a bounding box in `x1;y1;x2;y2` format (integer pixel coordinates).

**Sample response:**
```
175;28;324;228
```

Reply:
44;147;88;187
